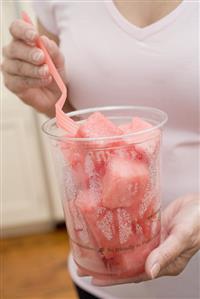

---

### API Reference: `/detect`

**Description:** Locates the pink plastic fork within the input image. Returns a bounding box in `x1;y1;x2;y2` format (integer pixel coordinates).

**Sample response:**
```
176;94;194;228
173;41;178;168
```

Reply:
22;12;79;135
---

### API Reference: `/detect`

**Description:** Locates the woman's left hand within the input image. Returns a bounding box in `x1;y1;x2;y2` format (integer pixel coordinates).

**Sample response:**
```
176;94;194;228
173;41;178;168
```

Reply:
91;194;200;286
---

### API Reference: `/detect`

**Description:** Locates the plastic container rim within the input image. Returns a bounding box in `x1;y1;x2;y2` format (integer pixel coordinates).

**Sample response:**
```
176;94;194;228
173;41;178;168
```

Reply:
42;105;168;142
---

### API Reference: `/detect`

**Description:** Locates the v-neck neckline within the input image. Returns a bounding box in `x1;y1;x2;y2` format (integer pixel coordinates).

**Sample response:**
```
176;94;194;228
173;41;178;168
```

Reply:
104;0;187;40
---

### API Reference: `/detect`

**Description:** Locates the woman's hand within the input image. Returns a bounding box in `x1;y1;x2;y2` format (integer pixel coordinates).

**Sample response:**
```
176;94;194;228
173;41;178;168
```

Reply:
1;19;66;117
91;194;200;286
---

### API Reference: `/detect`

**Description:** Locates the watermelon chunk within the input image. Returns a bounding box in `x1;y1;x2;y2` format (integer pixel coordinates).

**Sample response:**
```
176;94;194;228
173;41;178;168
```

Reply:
131;117;153;131
68;200;90;244
102;157;149;209
110;233;160;278
73;190;160;276
59;113;162;279
118;122;132;133
71;241;106;275
131;117;160;163
75;191;119;258
118;117;161;163
76;112;123;138
64;201;106;274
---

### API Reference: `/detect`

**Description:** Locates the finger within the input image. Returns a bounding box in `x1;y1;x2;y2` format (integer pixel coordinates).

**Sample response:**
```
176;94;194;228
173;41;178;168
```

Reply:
40;36;66;77
3;41;45;66
161;199;182;227
3;72;52;93
2;59;49;79
9;19;38;43
157;247;193;278
145;233;185;279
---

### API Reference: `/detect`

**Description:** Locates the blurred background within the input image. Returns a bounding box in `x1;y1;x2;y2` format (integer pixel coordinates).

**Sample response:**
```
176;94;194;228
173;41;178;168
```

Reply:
1;2;78;298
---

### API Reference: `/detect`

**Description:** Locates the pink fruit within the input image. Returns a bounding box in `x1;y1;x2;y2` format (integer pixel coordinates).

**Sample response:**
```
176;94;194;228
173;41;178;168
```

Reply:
131;117;153;131
118;117;161;163
108;233;160;278
71;242;106;275
60;113;162;279
74;189;160;276
116;208;138;248
102;157;149;209
118;122;132;133
65;200;106;273
68;200;90;244
76;112;123;138
131;117;160;163
76;191;119;258
91;150;109;177
118;117;152;135
134;136;160;164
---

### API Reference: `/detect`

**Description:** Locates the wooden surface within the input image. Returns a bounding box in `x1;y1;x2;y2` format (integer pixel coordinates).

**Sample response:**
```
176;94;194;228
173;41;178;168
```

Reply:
1;227;78;299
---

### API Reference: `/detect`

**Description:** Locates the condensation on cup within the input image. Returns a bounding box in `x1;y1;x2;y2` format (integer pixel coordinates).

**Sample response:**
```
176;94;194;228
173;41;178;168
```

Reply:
42;106;168;280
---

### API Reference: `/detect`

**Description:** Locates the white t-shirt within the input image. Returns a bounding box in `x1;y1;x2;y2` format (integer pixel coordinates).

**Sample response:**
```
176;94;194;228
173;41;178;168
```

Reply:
33;1;199;298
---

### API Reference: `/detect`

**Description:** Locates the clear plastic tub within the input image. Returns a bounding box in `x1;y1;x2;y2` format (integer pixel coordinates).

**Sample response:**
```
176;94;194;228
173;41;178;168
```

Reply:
42;106;167;280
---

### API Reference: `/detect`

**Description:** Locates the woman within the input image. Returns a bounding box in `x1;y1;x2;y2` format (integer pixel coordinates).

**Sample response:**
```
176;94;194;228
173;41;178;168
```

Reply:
1;1;199;298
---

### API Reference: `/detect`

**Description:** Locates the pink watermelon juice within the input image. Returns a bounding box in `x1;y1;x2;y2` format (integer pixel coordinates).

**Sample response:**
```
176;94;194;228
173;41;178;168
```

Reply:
42;106;167;280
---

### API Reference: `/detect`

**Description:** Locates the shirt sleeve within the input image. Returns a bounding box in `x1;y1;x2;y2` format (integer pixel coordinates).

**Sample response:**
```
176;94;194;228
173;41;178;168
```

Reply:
32;1;59;35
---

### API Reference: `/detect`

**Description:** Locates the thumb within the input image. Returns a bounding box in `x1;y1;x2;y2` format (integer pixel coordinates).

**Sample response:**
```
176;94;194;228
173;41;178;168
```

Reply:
40;35;66;78
145;234;184;279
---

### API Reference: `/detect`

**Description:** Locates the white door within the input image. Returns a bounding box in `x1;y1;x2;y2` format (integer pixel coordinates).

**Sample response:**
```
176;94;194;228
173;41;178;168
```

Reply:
1;2;64;235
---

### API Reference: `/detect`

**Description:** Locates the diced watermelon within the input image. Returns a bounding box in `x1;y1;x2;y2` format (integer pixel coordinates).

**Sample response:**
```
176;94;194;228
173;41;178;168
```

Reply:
68;200;91;244
134;136;160;164
59;113;162;279
73;190;160;276
138;193;160;219
71;242;106;275
64;200;106;274
109;233;160;278
116;208;138;247
85;150;112;177
118;122;132;133
119;118;152;134
67;202;107;276
137;210;161;242
131;117;160;163
131;117;153;131
75;191;119;258
76;112;123;138
60;141;85;169
102;157;149;209
60;142;89;199
118;117;161;163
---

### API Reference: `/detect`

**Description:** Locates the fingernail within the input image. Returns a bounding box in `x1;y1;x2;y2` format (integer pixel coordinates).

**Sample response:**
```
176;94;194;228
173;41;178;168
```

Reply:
26;30;36;41
32;51;44;62
150;262;160;279
38;65;49;77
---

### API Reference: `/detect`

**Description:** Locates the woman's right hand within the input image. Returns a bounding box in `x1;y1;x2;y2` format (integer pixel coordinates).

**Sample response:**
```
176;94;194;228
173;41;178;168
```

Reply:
1;19;66;117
